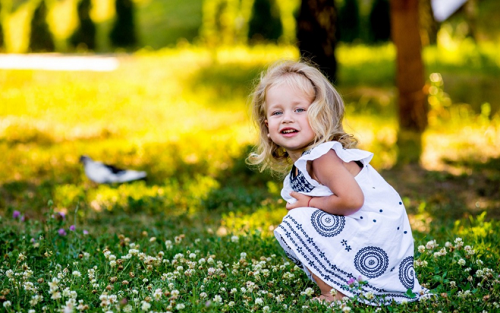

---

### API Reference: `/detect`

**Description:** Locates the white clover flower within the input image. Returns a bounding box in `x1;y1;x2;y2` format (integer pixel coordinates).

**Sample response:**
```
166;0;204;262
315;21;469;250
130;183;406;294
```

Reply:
163;240;173;249
230;288;237;294
207;257;215;264
417;245;425;253
213;295;222;303
72;271;81;277
450;281;456;288
123;305;133;313
240;252;247;259
29;310;35;313
263;306;271;312
283;272;295;280
255;298;264;305
477;260;484;266
171;290;180;297
174;253;184;260
3;301;11;308
208;267;216;275
301;287;314;296
458;259;466;266
63;287;71;297
176;303;185;310
189;253;196;259
426;240;438;250
153;288;162;301
6;269;14;278
177;266;184;271
110;260;116;267
231;235;239;243
109;255;116;261
23;282;35;292
129;249;139;255
141;301;151;310
200;292;207;298
276;294;285;303
198;258;206;265
365;291;374;300
49;278;59;292
464;246;475;255
228;301;235;307
51;291;62;300
241;287;247;293
149;237;156;243
342;307;352;312
30;294;43;306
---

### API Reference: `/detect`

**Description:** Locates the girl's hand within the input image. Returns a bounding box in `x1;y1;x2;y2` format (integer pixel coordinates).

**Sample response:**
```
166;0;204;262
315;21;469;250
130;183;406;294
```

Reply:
286;191;312;210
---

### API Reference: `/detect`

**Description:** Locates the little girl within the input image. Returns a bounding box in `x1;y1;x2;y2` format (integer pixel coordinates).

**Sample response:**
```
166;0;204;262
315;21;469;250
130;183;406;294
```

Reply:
248;60;427;305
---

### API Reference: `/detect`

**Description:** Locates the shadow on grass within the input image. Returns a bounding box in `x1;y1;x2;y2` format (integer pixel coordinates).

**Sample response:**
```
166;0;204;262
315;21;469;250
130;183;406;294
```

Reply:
380;155;500;221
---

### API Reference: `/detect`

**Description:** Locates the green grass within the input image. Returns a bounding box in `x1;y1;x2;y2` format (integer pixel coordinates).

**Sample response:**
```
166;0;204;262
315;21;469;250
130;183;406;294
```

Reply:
0;44;499;311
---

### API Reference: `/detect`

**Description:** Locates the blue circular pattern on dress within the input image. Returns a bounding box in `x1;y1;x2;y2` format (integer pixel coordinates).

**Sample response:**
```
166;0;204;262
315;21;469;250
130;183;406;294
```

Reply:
310;210;345;237
399;256;415;289
354;246;389;278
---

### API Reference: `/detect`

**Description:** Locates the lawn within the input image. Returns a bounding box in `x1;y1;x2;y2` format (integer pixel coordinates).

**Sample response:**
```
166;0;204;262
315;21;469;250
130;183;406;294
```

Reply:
0;43;499;312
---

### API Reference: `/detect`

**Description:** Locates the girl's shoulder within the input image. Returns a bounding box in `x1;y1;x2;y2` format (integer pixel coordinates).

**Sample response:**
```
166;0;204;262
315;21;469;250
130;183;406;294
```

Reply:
297;141;374;167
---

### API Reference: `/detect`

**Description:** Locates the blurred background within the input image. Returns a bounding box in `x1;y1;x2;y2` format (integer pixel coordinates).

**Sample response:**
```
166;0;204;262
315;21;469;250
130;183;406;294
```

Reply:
0;0;498;235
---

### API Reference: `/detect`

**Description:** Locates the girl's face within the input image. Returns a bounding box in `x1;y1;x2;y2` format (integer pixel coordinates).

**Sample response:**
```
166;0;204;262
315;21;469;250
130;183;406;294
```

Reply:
265;82;315;161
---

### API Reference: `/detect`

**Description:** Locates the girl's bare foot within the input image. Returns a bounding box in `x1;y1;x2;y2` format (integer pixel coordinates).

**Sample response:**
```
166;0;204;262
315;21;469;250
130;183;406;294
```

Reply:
312;294;336;303
308;268;346;303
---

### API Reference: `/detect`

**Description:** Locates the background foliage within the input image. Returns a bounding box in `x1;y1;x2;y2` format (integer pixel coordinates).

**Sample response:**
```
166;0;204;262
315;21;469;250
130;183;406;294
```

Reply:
1;0;500;311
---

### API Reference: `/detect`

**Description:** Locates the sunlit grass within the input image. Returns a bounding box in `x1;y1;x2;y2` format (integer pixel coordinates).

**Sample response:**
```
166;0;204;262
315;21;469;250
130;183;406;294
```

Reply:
1;44;499;218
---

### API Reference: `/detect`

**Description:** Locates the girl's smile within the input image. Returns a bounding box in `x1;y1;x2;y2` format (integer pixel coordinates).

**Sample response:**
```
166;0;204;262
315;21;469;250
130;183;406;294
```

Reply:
265;83;316;161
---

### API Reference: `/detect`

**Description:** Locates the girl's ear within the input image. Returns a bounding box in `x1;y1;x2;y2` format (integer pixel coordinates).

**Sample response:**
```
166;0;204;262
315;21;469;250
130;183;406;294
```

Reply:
265;120;268;127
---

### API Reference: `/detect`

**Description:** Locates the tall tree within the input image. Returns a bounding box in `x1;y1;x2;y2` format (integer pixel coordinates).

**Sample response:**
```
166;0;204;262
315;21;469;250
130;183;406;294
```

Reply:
70;0;96;50
418;0;438;46
296;0;338;83
338;0;360;43
390;0;427;164
29;0;55;52
248;0;283;43
110;0;137;49
369;0;391;43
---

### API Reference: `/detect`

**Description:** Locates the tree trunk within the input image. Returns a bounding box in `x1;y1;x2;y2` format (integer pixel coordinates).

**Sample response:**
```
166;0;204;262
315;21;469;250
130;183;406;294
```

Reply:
390;0;427;165
296;0;338;83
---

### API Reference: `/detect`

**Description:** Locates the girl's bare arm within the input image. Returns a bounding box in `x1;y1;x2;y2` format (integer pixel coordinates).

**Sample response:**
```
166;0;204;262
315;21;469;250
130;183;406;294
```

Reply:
286;150;364;215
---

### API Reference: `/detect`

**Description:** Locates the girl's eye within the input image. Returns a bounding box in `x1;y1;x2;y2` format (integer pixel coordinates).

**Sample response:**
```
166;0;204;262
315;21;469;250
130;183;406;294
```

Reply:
295;108;306;113
271;111;282;116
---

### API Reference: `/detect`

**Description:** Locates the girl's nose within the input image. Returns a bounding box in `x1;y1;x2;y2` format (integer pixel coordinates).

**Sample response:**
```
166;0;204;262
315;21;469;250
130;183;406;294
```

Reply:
282;111;294;123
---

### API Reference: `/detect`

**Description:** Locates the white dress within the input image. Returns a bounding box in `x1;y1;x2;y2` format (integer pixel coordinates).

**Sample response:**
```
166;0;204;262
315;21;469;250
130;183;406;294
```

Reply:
274;141;426;305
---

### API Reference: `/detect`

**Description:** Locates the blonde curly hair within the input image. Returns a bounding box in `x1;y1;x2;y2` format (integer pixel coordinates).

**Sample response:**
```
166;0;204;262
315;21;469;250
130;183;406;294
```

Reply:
247;60;357;174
